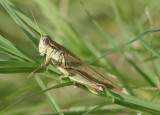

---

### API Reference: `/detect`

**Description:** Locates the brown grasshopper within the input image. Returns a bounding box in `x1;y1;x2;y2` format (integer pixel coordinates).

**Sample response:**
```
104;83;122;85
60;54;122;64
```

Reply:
27;9;123;94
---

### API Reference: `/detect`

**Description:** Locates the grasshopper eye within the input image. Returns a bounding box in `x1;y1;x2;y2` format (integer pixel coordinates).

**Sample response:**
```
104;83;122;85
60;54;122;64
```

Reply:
43;38;49;45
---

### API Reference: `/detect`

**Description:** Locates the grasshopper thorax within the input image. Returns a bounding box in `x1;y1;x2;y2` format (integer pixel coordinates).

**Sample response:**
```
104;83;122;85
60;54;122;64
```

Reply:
39;36;50;56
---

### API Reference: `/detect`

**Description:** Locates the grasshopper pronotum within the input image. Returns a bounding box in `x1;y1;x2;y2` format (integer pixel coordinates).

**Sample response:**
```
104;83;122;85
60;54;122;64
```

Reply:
27;8;123;94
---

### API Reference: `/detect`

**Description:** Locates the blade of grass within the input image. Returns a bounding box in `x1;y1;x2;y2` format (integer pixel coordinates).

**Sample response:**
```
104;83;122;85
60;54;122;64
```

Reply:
84;40;117;71
0;47;26;62
115;94;160;114
82;101;113;115
0;35;35;62
42;104;126;115
0;82;73;114
0;67;45;73
33;110;123;115
0;61;39;67
100;90;160;114
34;75;64;115
0;83;39;104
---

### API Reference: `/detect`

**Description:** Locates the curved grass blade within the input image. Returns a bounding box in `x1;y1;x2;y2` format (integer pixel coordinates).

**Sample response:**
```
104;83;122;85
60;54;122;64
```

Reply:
0;83;39;104
34;75;64;115
143;56;157;62
0;35;36;62
0;82;73;114
82;101;114;115
0;47;25;62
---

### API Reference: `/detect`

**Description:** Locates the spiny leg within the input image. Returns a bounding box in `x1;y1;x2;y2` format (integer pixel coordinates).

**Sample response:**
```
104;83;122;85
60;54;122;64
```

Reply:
27;58;51;78
27;65;46;78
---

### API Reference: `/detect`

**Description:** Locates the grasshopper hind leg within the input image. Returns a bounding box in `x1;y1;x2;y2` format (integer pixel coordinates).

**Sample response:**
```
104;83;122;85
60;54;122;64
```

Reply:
58;75;106;94
86;86;100;94
86;84;106;94
67;74;106;94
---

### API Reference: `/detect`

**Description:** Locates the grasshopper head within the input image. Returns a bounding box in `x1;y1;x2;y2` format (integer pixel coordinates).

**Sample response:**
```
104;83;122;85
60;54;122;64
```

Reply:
39;36;50;56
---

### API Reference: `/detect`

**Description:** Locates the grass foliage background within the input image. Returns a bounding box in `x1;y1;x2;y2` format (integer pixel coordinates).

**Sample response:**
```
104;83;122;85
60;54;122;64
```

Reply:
0;0;160;114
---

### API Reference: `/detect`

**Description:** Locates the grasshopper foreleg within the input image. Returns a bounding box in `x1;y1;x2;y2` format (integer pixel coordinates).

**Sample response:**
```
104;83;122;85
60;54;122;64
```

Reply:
27;58;51;78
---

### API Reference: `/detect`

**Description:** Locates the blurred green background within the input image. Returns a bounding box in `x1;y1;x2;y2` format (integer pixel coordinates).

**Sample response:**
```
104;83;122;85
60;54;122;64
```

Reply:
0;0;160;115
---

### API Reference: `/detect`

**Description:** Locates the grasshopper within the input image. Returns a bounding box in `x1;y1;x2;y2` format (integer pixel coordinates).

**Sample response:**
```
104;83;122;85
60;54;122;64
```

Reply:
27;9;123;94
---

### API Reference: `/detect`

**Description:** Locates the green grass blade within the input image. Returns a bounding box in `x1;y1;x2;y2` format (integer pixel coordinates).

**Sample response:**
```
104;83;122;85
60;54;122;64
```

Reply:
0;35;35;62
35;75;64;115
0;61;38;67
0;82;73;114
115;94;160;114
0;60;41;74
101;90;160;114
82;101;113;115
0;67;45;73
0;46;26;61
0;83;39;104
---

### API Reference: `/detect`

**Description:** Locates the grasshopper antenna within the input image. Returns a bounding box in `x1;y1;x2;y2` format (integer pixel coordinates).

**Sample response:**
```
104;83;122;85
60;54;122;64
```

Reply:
27;8;44;79
30;7;43;37
23;21;41;37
